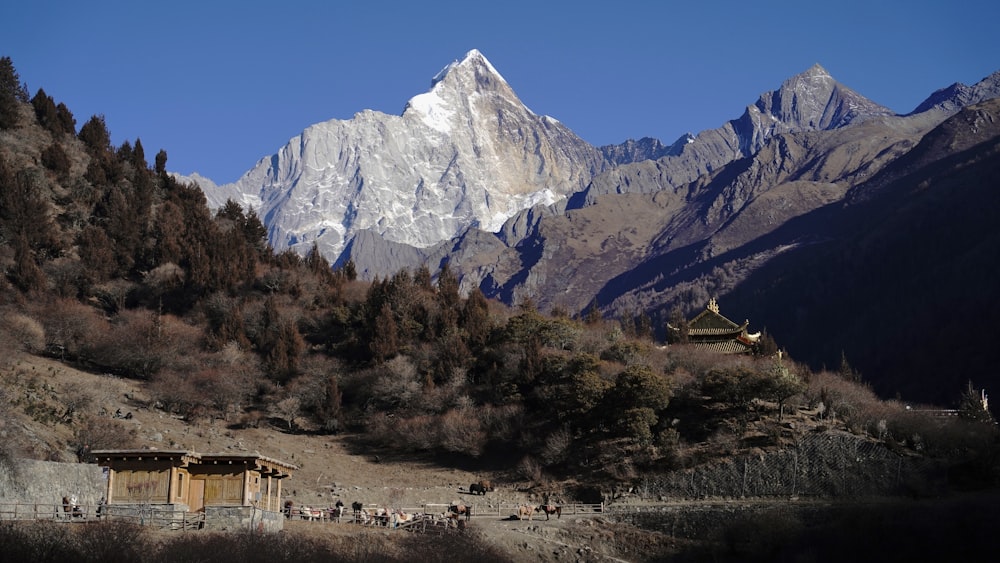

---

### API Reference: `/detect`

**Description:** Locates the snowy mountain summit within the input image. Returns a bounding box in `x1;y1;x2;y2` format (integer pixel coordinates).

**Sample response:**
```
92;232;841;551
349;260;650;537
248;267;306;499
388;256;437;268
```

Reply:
203;49;605;263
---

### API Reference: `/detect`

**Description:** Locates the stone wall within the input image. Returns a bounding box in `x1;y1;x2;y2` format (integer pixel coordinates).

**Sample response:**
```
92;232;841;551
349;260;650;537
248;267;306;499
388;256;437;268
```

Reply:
205;506;284;532
0;458;106;509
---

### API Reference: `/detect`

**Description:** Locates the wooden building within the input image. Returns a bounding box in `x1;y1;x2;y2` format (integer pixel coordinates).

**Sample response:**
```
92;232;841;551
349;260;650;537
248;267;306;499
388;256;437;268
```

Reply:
667;298;761;354
90;449;296;531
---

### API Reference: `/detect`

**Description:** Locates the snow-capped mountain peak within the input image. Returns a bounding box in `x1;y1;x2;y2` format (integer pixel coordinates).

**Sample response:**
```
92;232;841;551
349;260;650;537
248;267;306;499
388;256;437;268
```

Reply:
202;49;605;268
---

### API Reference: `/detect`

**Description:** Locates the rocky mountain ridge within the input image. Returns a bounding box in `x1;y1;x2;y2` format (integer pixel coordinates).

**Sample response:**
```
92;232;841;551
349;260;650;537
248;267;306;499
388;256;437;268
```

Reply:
201;49;607;264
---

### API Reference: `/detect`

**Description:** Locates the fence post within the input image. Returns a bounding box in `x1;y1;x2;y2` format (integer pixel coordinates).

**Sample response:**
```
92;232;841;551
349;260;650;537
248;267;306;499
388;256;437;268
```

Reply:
792;449;798;497
741;460;748;498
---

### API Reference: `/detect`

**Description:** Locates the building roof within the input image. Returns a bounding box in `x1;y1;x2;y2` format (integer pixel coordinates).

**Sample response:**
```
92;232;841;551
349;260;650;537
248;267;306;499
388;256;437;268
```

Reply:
687;299;745;333
90;449;298;475
667;299;759;353
689;338;756;354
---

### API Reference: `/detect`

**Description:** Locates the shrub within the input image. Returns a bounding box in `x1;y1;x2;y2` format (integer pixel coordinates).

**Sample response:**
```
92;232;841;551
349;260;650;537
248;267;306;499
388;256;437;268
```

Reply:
72;414;138;461
0;312;45;353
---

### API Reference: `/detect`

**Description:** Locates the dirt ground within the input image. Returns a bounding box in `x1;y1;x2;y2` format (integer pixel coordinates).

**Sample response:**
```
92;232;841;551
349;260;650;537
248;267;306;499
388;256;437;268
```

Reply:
6;356;653;561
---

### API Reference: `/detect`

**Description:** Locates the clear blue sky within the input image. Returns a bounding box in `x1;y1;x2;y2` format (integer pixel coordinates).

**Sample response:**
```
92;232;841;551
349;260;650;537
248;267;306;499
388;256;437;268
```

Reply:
4;0;999;184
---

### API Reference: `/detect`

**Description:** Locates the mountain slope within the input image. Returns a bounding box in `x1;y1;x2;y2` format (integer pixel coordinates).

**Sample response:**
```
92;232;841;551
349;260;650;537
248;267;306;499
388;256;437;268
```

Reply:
451;65;949;313
203;50;607;267
726;97;1000;404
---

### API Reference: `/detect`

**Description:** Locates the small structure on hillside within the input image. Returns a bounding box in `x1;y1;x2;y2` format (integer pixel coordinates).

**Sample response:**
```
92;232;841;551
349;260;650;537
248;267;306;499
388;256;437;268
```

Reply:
667;298;760;354
90;449;296;531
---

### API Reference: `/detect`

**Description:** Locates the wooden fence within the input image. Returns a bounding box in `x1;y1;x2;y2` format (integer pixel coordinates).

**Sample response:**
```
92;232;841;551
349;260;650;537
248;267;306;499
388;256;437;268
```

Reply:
0;502;98;522
0;502;205;530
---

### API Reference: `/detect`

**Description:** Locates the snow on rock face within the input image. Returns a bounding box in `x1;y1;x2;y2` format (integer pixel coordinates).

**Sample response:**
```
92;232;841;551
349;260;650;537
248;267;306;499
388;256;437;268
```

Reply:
204;49;605;266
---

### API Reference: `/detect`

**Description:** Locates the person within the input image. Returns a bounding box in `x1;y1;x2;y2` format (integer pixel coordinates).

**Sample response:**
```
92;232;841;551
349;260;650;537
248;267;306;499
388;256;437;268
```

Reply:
96;496;105;518
334;499;344;522
62;496;71;518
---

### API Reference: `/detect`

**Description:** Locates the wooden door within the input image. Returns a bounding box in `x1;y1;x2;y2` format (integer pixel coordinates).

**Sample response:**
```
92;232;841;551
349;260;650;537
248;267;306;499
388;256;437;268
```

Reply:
189;478;205;512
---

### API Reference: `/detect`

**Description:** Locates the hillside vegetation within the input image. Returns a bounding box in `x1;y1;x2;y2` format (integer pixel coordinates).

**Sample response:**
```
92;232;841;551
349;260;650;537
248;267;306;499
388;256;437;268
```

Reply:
2;54;998;510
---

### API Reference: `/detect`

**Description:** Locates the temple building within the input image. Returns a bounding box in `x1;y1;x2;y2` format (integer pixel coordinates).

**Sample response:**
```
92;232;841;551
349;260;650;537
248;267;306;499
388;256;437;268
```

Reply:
667;298;761;354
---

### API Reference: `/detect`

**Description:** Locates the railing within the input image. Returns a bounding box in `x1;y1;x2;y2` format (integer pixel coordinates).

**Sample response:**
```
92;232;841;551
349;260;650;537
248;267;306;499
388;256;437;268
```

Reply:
100;508;206;530
0;502;98;522
0;502;205;530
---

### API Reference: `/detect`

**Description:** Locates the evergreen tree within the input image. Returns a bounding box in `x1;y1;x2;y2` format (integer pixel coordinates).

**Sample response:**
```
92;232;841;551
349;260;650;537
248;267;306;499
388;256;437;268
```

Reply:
132;138;147;170
40;142;71;178
340;259;357;281
959;380;994;424
635;309;653;340
9;234;46;292
31;88;60;134
305;242;332;276
583;301;602;325
242;207;269;255
0;56;28;129
838;351;862;382
667;306;689;344
78;115;112;155
55;102;76;134
154;149;168;176
414;264;432;290
77;225;116;283
461;288;492;349
436;261;460;307
371;303;399;363
0;160;58;253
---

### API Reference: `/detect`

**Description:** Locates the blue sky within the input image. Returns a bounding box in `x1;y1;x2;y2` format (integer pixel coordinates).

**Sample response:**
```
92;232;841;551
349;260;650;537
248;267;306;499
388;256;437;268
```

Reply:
4;0;999;184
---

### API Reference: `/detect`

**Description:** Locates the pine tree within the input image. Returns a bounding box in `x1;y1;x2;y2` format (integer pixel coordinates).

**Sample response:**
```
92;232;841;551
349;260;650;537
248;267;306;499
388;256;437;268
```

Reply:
0;56;28;129
31;88;60;134
40;142;71;177
55;102;76;134
154;149;168;176
77;225;116;283
371;303;399;363
9;234;46;292
0;160;58;254
340;259;357;281
132;138;147;170
583;301;602;325
78;115;112;155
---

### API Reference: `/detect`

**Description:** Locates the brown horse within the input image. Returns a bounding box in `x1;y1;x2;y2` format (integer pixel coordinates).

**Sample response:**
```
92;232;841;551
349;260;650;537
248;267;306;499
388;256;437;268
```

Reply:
538;504;561;520
448;503;472;521
517;504;535;521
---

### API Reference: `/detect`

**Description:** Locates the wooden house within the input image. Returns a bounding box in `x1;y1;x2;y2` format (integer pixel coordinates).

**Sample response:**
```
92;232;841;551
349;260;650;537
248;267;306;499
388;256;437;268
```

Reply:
90;449;296;531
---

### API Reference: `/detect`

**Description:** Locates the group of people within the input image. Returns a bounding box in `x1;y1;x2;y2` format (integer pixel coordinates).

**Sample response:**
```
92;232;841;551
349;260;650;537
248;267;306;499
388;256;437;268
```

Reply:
61;495;83;518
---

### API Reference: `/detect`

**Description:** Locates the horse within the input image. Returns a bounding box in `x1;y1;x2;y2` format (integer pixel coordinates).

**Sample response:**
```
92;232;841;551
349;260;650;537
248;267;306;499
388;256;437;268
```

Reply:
469;482;487;495
298;505;322;521
448;503;472;521
391;510;413;527
351;501;364;520
517;504;535;521
538;504;561;520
